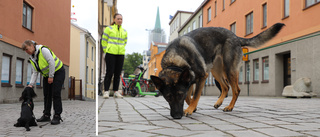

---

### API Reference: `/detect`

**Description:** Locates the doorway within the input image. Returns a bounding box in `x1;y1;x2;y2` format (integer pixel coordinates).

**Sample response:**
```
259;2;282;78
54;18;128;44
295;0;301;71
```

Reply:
283;53;291;87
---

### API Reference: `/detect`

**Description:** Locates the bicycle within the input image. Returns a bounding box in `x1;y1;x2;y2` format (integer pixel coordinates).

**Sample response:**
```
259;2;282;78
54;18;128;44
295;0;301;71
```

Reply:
128;67;159;97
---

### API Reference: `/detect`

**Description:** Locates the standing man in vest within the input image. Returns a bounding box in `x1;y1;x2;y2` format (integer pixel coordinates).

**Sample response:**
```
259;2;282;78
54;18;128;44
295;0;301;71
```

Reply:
22;40;65;125
101;13;127;99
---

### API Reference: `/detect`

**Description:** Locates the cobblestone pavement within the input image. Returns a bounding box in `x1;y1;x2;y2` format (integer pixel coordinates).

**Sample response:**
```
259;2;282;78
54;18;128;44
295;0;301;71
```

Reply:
98;95;320;137
0;100;95;137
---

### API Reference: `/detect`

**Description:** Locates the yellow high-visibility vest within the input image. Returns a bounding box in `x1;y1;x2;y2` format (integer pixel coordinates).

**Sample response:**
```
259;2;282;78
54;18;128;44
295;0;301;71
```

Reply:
29;45;63;77
101;24;128;55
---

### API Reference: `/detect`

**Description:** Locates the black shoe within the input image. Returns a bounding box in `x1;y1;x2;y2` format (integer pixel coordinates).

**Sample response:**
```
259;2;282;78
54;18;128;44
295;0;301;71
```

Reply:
51;115;63;125
37;115;51;122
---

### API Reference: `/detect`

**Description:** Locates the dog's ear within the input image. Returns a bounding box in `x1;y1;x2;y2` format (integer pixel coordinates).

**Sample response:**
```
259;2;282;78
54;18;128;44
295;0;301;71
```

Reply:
151;75;164;90
179;69;191;83
30;89;37;98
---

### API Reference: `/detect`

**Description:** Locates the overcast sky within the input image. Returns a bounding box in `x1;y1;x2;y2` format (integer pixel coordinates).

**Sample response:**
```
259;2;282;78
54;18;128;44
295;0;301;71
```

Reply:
71;0;204;54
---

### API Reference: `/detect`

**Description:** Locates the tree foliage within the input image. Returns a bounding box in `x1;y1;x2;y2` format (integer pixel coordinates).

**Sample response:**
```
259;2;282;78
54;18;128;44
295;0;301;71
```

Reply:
123;52;143;77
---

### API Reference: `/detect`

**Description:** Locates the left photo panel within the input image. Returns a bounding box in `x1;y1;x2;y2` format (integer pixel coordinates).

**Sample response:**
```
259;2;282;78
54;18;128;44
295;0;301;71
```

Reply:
0;0;97;136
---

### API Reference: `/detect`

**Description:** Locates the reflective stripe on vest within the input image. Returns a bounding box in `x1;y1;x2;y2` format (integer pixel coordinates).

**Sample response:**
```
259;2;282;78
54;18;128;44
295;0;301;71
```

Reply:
29;45;63;77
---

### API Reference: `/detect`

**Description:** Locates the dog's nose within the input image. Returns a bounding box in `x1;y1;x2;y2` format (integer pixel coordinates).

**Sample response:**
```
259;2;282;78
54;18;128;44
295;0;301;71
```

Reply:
171;114;182;119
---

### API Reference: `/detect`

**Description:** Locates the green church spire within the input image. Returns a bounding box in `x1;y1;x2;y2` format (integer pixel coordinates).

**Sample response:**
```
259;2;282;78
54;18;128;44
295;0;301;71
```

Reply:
154;6;161;32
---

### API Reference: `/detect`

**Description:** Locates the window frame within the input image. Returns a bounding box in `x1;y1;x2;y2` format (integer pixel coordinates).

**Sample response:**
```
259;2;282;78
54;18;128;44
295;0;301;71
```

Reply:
283;0;290;19
2;54;12;87
22;2;33;31
304;0;320;9
230;22;236;34
91;68;94;84
222;0;225;11
262;3;267;28
246;12;254;35
262;56;269;83
199;14;203;28
15;58;24;87
245;61;250;84
215;1;217;17
231;0;236;5
238;65;243;84
207;7;212;23
253;59;259;83
192;21;196;30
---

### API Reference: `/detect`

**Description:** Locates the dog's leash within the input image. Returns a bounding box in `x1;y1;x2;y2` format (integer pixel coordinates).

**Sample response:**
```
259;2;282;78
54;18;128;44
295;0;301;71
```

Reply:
38;122;49;128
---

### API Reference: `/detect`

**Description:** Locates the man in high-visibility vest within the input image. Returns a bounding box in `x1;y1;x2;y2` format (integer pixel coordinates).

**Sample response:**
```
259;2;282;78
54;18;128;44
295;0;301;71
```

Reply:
22;40;65;125
101;13;127;99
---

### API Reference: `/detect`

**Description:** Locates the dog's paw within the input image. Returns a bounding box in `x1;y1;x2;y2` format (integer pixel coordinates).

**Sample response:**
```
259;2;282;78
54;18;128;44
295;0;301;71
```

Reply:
214;103;221;109
223;106;233;112
184;108;196;117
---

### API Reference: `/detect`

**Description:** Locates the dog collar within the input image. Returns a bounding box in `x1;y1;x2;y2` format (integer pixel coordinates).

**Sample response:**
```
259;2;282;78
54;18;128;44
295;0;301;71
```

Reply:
165;66;184;72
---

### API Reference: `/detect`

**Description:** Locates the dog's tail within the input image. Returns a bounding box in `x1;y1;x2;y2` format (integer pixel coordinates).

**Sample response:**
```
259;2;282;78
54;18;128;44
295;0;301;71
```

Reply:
239;23;285;48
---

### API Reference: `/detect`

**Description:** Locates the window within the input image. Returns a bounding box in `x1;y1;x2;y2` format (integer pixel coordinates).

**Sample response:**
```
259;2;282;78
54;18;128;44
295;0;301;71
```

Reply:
245;61;250;83
16;58;24;86
253;59;259;82
91;46;94;61
188;26;191;33
246;12;253;35
36;73;41;87
262;57;269;82
223;0;225;11
230;22;236;34
192;21;196;31
199;15;203;28
284;0;290;18
27;62;32;85
215;1;217;17
91;69;94;84
262;3;267;28
305;0;320;8
208;7;212;22
231;0;236;4
2;54;12;86
86;66;88;83
239;66;243;83
86;41;89;58
22;2;33;30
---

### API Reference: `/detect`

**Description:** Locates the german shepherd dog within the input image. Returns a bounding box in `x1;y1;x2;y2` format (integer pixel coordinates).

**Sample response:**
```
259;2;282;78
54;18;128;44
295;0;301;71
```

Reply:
14;87;38;131
151;23;285;119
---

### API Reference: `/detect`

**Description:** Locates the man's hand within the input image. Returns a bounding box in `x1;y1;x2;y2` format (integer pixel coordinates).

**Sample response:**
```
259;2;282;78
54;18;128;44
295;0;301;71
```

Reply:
27;85;33;88
48;77;53;84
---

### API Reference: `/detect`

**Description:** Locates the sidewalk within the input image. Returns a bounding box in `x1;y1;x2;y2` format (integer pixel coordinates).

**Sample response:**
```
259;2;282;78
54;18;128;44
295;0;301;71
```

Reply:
0;100;95;137
98;95;320;137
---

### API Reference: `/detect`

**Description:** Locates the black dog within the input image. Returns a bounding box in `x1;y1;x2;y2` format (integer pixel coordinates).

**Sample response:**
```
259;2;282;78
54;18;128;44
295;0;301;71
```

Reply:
14;87;37;131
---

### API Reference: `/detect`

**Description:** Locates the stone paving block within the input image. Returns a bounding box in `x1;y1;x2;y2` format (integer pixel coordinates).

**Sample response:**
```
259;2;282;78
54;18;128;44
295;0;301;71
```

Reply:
151;120;183;129
255;128;305;136
102;129;157;137
228;130;269;137
235;122;274;129
303;131;320;136
211;124;245;131
118;124;162;131
260;120;291;125
149;128;201;136
184;123;215;131
278;124;319;131
173;118;202;124
189;131;231;137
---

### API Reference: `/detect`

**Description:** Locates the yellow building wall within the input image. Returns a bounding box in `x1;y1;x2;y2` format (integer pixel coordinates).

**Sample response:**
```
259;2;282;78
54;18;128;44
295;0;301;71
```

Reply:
69;25;82;78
